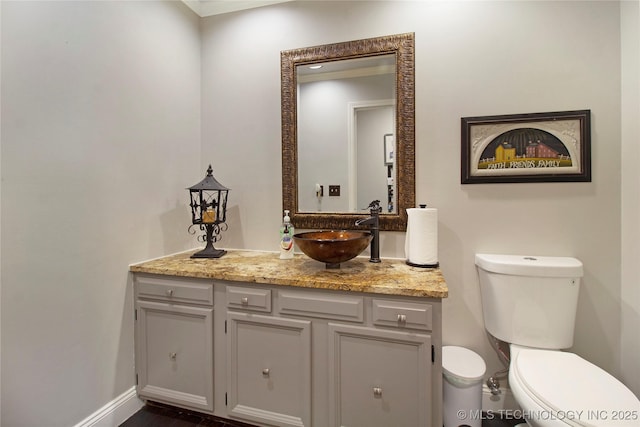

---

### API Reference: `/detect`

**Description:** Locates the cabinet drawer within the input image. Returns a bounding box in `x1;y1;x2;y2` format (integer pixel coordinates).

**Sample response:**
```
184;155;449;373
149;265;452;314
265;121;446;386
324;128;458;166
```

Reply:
227;286;271;312
372;299;432;330
278;290;363;322
135;275;213;306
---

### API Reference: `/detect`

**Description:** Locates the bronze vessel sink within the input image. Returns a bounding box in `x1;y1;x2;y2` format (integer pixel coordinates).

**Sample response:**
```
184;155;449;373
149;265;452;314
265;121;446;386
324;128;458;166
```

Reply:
293;230;372;269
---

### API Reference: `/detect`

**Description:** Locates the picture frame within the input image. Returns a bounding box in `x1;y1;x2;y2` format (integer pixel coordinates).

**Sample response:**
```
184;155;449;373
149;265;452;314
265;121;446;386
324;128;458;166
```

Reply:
384;133;394;165
461;110;591;184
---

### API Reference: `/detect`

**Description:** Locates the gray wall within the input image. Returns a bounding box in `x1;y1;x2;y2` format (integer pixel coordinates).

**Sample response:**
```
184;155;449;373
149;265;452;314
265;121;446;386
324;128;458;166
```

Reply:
0;1;638;426
1;1;201;426
620;0;640;398
201;0;639;399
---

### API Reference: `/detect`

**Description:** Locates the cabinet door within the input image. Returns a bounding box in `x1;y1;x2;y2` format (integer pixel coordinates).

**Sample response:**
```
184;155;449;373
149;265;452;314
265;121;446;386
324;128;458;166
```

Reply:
328;324;431;427
227;312;311;427
136;300;214;412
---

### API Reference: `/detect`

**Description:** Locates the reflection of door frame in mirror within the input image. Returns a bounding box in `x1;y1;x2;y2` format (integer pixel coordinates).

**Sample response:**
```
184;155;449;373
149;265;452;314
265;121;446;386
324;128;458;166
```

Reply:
281;33;415;231
347;99;395;213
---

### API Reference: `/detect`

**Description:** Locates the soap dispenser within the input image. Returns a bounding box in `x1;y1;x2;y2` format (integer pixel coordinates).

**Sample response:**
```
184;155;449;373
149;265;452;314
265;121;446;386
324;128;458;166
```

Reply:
279;210;295;259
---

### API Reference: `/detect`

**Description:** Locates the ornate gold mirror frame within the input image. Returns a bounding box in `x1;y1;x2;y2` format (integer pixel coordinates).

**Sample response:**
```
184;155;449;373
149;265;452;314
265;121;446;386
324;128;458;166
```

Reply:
281;33;415;231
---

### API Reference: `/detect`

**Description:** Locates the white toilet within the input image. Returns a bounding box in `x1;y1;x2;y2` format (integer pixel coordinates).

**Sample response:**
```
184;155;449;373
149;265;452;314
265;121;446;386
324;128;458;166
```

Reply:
475;253;640;427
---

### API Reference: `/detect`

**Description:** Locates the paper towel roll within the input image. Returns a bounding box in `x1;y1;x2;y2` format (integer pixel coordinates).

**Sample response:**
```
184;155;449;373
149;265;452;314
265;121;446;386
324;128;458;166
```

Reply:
405;207;438;267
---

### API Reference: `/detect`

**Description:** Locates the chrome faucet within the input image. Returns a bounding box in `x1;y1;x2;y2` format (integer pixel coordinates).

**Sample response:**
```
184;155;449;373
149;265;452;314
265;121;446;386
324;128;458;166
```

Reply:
355;200;382;263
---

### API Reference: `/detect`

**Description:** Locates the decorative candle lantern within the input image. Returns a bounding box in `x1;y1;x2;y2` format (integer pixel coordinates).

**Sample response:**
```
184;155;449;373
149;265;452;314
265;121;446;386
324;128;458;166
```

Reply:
187;165;230;258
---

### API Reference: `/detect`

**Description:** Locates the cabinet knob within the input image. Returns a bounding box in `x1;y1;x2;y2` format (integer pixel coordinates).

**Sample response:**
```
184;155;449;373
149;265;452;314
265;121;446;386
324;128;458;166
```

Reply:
241;297;249;306
397;314;407;324
166;289;174;297
373;387;383;397
262;368;270;377
169;352;177;361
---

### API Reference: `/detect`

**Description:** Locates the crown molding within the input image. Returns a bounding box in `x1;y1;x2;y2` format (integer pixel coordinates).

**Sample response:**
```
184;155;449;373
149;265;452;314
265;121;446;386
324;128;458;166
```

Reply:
182;0;294;17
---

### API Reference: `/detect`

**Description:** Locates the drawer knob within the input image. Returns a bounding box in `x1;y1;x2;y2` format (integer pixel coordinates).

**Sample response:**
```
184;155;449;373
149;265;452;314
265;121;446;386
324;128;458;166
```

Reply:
397;314;407;323
373;387;383;397
241;297;249;305
169;352;177;361
262;368;270;377
166;289;174;297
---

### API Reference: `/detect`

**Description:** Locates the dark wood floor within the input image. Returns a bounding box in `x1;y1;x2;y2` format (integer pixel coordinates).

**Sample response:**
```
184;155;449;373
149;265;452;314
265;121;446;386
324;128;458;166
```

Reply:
120;402;525;427
120;402;253;427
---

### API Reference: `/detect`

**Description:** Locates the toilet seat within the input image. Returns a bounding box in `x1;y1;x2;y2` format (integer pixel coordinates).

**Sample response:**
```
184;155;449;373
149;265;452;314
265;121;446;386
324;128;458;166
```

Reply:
512;348;640;427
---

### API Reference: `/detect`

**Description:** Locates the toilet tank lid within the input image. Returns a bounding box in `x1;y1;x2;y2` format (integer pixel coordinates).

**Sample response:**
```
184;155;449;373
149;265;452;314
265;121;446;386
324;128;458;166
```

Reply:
475;254;583;277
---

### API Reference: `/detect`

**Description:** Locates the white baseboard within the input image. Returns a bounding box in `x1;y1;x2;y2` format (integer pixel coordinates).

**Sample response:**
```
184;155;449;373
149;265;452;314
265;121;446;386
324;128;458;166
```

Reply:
73;386;144;427
482;384;520;412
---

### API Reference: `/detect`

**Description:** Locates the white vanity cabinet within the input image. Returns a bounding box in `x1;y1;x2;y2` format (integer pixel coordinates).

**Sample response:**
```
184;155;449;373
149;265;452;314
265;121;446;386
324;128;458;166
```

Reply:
225;286;312;427
224;285;440;427
328;297;435;427
134;275;214;413
130;251;446;427
328;324;432;427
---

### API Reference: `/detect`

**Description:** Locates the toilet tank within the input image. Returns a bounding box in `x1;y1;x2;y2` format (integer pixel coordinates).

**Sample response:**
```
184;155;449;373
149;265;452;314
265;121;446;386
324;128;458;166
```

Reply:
475;254;583;350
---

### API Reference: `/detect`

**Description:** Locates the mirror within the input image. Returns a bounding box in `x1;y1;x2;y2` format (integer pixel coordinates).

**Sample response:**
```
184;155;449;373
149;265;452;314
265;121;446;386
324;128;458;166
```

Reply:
297;55;396;214
281;33;415;231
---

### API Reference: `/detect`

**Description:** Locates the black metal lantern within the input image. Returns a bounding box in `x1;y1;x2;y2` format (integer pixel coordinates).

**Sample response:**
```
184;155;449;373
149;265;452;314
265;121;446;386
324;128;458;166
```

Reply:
187;165;230;258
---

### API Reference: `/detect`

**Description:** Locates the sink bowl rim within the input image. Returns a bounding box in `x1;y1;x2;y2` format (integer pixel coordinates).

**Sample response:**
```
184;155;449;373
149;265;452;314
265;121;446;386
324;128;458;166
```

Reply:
292;230;373;268
293;230;372;242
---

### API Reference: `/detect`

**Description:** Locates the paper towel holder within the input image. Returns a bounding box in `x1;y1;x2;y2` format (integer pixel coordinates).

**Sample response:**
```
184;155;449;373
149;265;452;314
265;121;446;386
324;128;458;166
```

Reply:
405;203;439;268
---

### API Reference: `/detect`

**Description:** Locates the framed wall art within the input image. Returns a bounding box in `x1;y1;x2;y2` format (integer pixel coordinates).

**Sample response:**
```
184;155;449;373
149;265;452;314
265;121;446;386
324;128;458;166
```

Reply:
461;110;591;184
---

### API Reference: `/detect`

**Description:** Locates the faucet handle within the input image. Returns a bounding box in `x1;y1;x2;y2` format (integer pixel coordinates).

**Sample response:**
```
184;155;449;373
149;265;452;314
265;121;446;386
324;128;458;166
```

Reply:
367;200;382;214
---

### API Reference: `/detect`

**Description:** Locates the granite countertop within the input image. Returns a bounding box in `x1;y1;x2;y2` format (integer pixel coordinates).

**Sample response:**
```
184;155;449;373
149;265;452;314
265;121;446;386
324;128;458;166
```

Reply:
130;250;448;298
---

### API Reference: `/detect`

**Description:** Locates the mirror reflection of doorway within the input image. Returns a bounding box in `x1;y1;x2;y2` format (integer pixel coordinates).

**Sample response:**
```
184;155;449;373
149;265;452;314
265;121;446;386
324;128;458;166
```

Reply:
353;104;394;212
